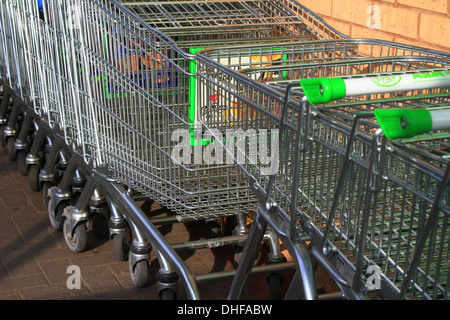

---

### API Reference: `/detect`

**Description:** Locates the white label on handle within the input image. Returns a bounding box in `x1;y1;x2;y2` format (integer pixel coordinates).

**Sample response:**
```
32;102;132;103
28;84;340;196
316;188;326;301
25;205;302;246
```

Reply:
344;71;450;96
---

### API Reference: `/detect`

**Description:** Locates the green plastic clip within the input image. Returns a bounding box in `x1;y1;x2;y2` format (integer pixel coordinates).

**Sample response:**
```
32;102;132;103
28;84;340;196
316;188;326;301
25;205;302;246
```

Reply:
374;108;432;140
300;77;346;105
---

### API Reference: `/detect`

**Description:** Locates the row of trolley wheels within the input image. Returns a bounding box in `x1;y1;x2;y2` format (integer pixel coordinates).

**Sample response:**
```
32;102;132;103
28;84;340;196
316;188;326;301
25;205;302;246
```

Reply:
0;91;158;292
0;90;288;300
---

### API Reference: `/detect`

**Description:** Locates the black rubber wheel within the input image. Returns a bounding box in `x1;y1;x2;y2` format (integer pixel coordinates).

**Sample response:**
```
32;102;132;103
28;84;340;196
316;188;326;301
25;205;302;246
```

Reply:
28;164;40;191
0;124;5;148
112;233;130;261
63;219;88;253
47;197;66;231
42;181;53;209
266;273;283;300
159;289;177;300
129;254;150;288
206;220;222;238
6;137;15;161
92;213;109;238
17;150;27;175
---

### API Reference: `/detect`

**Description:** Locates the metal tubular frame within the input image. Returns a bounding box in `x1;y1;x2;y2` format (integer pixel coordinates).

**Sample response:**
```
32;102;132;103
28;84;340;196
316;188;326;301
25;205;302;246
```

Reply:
0;0;449;300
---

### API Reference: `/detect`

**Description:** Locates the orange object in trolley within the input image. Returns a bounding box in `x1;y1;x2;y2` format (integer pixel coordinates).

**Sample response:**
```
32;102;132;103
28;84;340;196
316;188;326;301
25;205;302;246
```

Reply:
120;52;163;72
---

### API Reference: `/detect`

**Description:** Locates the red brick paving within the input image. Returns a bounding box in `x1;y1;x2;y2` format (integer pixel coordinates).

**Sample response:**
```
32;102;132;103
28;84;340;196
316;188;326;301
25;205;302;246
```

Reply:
0;142;340;300
0;146;265;300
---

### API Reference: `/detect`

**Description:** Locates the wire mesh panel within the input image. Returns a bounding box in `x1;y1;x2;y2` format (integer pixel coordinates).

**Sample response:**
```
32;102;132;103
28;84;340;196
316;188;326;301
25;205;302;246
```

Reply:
122;0;345;49
195;46;450;299
34;0;257;219
0;0;31;99
0;0;82;145
193;39;450;132
240;56;450;85
198;39;450;72
1;0;448;300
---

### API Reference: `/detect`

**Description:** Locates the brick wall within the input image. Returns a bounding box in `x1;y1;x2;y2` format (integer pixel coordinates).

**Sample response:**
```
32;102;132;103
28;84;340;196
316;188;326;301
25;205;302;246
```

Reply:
297;0;450;53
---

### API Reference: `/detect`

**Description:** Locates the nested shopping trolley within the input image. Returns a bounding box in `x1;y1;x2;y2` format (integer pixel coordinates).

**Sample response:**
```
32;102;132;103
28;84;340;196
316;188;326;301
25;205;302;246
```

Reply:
0;0;50;169
0;0;325;298
0;0;79;184
121;0;345;46
195;43;450;299
13;0;355;297
194;39;450;128
1;0;449;300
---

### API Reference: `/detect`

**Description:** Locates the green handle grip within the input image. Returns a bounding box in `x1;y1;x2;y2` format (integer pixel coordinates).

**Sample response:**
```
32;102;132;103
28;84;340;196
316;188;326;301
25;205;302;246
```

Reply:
300;77;346;105
374;108;432;140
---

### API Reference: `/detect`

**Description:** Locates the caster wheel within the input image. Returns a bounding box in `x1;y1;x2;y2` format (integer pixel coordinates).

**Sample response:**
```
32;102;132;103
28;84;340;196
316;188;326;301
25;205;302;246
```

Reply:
47;197;66;231
6;137;15;161
28;164;41;191
266;273;283;300
42;182;53;208
0;124;5;148
63;219;88;253
112;233;130;261
92;213;109;238
159;289;177;300
206;220;222;238
129;253;150;288
17;150;27;175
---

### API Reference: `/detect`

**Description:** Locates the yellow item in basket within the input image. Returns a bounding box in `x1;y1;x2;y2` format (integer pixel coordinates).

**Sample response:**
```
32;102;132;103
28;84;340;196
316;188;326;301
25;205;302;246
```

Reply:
251;54;282;64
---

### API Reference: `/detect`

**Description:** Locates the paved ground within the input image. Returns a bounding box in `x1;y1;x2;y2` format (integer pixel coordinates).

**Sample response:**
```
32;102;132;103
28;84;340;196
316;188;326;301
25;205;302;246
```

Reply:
0;141;339;300
0;145;280;300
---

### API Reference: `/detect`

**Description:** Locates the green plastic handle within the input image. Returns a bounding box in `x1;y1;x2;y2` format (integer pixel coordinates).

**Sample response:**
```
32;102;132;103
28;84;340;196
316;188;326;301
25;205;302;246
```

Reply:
300;77;346;105
374;108;432;140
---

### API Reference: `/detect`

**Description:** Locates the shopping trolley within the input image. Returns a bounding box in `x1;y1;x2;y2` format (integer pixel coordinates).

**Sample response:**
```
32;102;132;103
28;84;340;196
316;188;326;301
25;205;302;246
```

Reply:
0;0;75;186
193;39;450;143
119;1;347;154
121;0;345;47
0;0;34;161
0;0;304;298
289;71;450;300
0;0;326;298
1;0;448;300
31;0;350;296
195;46;450;299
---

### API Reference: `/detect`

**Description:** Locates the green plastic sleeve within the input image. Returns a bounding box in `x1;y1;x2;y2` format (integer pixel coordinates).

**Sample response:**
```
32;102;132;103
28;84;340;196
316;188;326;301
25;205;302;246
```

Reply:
374;108;433;140
300;77;346;105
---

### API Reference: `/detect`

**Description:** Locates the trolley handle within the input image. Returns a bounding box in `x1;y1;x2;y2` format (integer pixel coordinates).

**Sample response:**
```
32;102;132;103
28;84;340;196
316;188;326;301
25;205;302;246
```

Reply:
373;107;450;140
300;70;450;139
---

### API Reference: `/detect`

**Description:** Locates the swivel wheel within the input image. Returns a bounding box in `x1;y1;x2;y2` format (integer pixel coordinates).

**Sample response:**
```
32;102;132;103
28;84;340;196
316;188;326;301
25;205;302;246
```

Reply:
0;124;5;148
159;289;177;300
129;251;150;288
112;233;131;261
16;150;27;175
63;219;88;253
206;220;222;238
47;197;67;231
6;137;15;161
266;273;284;300
92;213;109;238
42;182;53;209
28;164;41;191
